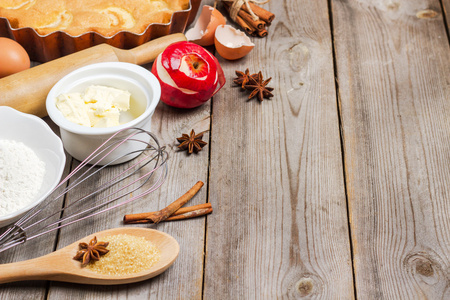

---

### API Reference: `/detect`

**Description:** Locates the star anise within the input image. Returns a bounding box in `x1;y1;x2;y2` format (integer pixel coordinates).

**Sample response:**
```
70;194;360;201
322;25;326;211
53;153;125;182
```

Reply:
73;236;109;266
244;71;274;102
233;69;259;89
176;129;207;154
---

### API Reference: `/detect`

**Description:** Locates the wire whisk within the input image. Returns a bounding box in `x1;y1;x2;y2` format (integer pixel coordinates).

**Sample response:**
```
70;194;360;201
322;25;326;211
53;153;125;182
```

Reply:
0;127;168;253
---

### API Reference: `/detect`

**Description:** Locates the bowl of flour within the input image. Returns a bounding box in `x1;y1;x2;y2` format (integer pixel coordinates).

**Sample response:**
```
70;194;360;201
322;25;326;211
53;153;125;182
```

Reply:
0;106;66;227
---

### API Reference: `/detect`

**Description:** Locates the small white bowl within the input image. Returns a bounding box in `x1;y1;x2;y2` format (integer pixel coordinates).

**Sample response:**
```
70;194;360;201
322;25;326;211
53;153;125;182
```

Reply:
0;106;66;227
46;62;161;165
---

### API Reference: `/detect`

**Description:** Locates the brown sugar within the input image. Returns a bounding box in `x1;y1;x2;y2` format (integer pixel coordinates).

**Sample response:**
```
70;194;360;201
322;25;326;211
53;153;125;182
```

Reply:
86;234;160;276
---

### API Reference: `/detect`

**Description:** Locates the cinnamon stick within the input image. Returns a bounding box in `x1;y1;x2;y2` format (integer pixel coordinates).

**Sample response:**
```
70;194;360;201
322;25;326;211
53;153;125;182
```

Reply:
223;1;265;31
236;14;255;35
124;203;213;224
256;29;268;38
238;8;266;31
127;208;212;223
242;2;275;24
141;181;204;224
165;207;213;221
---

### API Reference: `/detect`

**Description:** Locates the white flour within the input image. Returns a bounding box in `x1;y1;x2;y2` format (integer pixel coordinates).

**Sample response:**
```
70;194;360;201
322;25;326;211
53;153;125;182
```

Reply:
0;140;46;216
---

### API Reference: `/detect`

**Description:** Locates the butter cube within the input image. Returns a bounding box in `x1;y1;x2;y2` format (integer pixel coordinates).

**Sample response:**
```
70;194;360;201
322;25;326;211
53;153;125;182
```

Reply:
84;85;130;111
55;85;131;128
55;93;90;127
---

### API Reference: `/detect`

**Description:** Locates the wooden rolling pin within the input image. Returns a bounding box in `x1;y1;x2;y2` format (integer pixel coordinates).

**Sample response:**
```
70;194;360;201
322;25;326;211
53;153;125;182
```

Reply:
0;33;186;117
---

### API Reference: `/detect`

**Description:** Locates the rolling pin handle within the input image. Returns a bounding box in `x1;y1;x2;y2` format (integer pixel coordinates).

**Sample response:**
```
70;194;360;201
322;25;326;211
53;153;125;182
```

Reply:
115;33;187;65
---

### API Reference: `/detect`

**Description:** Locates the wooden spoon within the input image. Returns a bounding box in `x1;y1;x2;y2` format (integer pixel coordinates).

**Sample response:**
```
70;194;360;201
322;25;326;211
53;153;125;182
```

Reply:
0;227;179;285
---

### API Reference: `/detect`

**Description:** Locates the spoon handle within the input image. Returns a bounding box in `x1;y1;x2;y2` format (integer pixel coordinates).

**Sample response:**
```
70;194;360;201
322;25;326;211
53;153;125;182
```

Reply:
0;257;58;284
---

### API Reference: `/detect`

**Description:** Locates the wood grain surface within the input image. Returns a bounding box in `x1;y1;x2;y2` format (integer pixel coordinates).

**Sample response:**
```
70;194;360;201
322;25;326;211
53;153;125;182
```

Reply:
443;0;450;33
332;0;450;298
203;0;353;298
1;0;449;298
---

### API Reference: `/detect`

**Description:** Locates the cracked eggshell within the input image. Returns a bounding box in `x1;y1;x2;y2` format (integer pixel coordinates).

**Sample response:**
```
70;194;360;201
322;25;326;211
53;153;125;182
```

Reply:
214;25;255;60
185;5;226;46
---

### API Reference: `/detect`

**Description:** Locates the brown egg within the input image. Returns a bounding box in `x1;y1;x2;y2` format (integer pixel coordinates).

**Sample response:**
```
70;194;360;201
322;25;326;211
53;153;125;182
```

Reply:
0;38;30;78
185;5;226;46
214;25;255;60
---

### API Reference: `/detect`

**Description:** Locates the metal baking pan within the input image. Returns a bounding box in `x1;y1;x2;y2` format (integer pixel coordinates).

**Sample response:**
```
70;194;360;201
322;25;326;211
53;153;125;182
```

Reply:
0;0;201;62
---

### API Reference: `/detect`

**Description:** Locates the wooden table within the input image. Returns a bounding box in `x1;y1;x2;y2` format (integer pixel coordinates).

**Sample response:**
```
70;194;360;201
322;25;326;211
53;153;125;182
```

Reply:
1;0;449;298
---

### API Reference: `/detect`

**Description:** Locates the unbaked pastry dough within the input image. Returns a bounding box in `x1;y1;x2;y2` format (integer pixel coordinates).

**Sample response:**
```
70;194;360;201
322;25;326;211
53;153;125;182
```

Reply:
0;0;189;36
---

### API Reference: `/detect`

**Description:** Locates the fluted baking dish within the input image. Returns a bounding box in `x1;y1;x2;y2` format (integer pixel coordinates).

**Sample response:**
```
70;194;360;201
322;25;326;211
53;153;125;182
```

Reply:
0;0;201;62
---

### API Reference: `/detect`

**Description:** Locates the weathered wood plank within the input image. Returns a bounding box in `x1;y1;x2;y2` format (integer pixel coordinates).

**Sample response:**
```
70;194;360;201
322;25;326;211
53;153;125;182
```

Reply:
204;0;354;298
332;0;450;298
443;0;450;34
46;96;211;299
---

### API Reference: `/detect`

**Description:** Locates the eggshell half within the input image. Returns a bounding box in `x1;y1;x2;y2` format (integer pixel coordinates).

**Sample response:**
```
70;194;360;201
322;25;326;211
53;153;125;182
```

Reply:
185;5;226;46
214;25;255;60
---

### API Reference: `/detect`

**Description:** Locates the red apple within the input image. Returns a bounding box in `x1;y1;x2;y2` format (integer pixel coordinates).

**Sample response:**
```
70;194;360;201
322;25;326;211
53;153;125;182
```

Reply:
151;41;225;108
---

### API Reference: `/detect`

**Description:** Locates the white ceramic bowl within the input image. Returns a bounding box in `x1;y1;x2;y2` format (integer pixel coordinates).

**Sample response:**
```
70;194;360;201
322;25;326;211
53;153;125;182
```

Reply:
46;62;161;165
0;106;66;227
